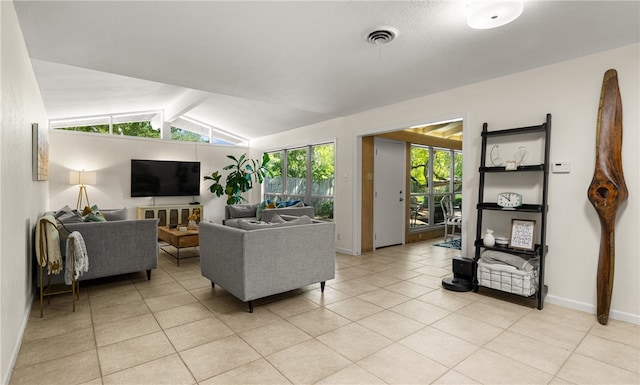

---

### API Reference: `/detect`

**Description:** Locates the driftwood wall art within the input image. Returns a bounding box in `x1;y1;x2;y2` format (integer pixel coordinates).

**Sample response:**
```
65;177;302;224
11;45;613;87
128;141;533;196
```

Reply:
587;69;628;325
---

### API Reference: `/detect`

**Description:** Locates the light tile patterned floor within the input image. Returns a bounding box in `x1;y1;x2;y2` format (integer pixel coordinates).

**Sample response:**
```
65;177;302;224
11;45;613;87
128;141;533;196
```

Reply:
10;240;640;385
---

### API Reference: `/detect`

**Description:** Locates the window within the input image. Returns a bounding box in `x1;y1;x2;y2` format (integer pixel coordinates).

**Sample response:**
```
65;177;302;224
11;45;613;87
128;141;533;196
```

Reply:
51;112;162;139
171;117;244;145
51;112;244;145
264;143;335;220
114;121;160;138
50;116;111;134
286;148;307;200
170;127;209;143
410;145;462;230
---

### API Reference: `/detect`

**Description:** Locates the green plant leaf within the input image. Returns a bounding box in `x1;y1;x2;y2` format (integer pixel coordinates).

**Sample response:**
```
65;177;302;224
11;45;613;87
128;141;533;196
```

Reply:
205;152;271;203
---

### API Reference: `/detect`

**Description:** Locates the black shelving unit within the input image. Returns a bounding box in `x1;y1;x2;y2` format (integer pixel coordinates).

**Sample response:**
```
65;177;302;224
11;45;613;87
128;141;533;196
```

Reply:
473;114;551;310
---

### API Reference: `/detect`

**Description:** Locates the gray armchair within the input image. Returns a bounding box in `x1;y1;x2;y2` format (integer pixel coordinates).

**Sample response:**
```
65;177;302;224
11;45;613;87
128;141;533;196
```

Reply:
199;217;335;312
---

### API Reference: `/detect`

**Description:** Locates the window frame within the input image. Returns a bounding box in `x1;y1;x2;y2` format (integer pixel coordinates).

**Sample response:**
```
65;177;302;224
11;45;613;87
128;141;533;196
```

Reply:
50;111;247;146
409;145;462;232
263;142;335;221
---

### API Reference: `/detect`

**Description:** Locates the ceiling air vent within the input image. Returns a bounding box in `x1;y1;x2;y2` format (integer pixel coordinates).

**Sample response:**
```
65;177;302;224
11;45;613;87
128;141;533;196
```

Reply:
366;27;398;45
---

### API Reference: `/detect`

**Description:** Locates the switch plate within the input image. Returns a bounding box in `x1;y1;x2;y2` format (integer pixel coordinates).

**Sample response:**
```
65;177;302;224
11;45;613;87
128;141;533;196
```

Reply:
552;162;571;173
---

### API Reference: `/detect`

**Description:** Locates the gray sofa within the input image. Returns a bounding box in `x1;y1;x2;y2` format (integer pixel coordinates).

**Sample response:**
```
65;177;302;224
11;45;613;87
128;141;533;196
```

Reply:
37;217;159;286
199;216;335;312
224;202;315;227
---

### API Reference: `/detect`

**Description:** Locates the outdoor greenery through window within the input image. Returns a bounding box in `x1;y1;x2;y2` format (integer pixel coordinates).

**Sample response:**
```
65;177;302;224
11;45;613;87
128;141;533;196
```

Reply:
51;112;163;138
410;145;462;230
170;127;209;143
264;143;335;221
57;121;162;138
50;112;237;145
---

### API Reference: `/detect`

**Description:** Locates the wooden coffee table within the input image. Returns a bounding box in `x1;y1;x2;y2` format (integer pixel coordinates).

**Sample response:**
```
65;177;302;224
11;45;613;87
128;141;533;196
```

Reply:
157;226;199;266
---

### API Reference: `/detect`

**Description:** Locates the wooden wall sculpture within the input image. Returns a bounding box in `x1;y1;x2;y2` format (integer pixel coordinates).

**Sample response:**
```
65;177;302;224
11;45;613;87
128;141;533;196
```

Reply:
587;69;628;325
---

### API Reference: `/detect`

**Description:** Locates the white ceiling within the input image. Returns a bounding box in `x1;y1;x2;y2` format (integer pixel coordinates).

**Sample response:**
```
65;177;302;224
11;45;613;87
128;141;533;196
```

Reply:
14;1;640;141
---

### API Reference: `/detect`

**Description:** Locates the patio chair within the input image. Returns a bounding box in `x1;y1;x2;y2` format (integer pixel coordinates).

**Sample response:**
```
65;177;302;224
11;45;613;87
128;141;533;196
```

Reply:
440;195;462;241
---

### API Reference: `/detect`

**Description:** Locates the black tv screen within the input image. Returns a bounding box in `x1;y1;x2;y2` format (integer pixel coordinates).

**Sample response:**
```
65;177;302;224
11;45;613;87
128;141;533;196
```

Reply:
131;159;201;197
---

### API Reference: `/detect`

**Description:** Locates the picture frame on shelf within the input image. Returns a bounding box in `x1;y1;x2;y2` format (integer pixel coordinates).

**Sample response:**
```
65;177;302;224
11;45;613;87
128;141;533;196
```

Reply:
509;219;536;250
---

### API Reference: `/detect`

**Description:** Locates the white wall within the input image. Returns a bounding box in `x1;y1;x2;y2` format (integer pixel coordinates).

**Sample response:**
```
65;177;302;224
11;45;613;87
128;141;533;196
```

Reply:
41;44;640;326
253;44;640;323
48;131;249;225
0;2;50;384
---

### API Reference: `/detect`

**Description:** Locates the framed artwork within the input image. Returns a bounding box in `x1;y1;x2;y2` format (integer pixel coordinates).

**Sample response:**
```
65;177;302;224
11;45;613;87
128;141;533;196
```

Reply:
509;219;536;250
32;123;49;181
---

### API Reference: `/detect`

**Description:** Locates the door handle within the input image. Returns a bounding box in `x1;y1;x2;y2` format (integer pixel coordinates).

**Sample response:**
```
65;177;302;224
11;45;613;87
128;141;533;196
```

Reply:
399;198;404;202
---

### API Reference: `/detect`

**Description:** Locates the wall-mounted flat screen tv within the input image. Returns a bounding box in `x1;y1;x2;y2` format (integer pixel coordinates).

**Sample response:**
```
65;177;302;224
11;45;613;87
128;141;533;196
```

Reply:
131;159;201;197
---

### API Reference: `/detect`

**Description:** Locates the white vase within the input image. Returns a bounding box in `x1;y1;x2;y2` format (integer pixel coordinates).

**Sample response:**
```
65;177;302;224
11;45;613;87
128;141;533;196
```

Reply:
483;229;495;247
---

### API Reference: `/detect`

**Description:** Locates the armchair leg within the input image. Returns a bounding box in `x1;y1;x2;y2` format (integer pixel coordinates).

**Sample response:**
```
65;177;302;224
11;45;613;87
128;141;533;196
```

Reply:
211;282;215;288
146;270;151;280
248;301;253;313
320;281;326;292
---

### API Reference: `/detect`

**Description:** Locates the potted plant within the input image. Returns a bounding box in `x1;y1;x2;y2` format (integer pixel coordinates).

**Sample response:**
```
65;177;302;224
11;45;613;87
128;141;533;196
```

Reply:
204;153;270;205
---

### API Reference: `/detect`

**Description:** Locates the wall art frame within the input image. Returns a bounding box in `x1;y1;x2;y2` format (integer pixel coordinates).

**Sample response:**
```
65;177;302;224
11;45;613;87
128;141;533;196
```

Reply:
509;218;536;250
32;122;49;181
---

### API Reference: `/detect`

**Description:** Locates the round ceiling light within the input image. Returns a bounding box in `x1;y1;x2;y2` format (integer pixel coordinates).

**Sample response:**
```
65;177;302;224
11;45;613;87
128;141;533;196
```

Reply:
366;27;399;45
467;1;524;29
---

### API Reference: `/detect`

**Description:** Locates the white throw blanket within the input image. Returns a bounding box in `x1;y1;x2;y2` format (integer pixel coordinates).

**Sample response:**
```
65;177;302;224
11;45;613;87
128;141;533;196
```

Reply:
65;231;89;285
480;250;537;271
35;215;63;275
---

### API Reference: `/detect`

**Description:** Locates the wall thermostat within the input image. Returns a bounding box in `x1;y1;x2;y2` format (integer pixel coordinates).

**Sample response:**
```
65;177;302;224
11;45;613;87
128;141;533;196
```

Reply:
552;162;571;173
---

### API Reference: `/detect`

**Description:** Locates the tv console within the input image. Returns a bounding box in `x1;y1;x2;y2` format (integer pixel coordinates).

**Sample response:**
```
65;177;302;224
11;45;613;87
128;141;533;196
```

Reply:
137;204;203;227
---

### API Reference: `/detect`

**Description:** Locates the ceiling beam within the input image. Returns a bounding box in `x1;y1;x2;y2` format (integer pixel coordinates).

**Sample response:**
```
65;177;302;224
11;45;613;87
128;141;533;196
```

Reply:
165;89;211;122
378;131;462;150
442;125;463;139
408;124;445;134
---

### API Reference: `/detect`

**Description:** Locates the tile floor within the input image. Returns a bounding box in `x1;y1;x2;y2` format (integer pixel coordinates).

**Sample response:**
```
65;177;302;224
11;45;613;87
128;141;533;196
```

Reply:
10;239;640;385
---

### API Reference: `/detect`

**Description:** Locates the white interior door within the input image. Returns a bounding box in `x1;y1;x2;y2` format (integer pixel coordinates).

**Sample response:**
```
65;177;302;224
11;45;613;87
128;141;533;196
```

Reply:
374;138;405;248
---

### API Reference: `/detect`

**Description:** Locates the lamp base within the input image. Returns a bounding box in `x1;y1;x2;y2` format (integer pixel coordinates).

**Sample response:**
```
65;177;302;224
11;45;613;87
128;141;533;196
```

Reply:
76;185;91;211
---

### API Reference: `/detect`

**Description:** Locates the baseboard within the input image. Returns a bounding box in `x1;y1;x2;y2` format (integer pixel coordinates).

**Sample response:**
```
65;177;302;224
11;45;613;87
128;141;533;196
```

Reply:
2;294;33;385
545;294;640;325
335;247;355;255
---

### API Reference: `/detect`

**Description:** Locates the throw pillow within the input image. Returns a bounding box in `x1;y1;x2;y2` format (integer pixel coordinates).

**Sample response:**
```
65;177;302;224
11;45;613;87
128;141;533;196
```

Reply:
81;205;94;216
82;204;106;222
53;205;84;224
237;219;273;230
282;215;313;226
84;212;106;222
101;207;128;221
266;201;277;209
228;204;257;218
269;214;286;223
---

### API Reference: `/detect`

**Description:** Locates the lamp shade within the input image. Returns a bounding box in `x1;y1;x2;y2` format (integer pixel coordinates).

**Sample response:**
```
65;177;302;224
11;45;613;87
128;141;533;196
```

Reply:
69;170;97;185
467;1;524;29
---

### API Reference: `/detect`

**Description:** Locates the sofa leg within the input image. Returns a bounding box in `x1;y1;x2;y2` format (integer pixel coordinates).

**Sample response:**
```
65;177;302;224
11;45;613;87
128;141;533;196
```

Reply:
211;281;215;288
146;270;151;280
248;301;253;313
321;281;326;292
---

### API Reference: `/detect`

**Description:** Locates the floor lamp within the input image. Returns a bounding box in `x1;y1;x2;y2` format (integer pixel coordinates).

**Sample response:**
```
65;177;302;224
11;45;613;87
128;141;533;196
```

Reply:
69;170;97;210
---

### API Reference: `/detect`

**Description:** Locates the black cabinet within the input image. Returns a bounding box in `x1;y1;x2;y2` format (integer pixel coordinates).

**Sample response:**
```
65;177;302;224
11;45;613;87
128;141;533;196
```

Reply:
473;114;551;310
